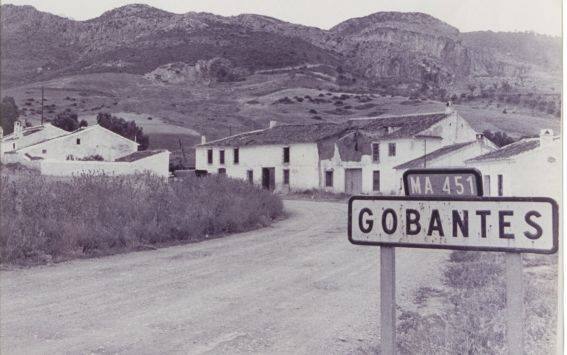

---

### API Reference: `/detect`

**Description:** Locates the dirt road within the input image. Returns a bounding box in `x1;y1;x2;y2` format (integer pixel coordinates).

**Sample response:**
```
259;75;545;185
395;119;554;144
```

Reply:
1;200;449;354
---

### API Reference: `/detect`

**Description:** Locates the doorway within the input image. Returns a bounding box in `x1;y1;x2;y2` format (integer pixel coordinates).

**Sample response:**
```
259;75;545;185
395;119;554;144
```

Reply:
345;168;363;195
262;167;276;191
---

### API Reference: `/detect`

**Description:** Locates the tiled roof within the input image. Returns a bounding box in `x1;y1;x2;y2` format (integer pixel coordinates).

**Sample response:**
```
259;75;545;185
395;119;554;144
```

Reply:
115;150;167;162
394;141;475;170
466;138;540;163
351;112;449;139
199;123;350;147
200;112;450;147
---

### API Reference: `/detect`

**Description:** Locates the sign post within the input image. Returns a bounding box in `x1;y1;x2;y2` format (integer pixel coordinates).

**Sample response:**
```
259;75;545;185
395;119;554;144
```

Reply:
349;168;558;354
506;253;524;355
380;246;396;354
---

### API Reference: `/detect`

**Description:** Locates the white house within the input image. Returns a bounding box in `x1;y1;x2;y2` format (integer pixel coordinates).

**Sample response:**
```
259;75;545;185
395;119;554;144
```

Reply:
466;129;561;198
1;121;170;177
195;107;486;194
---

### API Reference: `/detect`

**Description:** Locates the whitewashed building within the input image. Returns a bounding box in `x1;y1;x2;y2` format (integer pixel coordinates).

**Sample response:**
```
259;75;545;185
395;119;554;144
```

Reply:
195;108;486;194
466;129;561;198
1;121;170;177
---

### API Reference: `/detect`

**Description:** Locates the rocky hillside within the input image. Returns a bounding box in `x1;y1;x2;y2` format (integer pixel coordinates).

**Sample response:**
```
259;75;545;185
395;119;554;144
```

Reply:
0;4;561;90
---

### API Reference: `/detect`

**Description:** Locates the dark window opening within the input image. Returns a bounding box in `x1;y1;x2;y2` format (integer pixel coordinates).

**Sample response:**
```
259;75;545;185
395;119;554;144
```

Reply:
219;150;225;165
42;149;47;154
218;168;226;175
12;143;16;150
233;148;239;164
373;171;380;191
76;138;81;145
283;169;290;185
325;171;333;187
283;147;290;164
207;149;213;164
372;143;380;162
247;170;253;184
388;143;396;157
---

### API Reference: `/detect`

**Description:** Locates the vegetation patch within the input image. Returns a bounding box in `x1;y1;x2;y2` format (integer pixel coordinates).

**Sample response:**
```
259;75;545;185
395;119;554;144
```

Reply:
397;251;557;354
0;172;284;265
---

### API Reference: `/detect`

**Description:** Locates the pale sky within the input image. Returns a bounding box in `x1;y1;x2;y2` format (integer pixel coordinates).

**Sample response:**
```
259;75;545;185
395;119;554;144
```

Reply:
4;0;563;36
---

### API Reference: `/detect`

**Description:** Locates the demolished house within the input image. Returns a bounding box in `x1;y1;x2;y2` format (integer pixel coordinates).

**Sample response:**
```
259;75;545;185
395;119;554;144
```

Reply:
195;107;492;194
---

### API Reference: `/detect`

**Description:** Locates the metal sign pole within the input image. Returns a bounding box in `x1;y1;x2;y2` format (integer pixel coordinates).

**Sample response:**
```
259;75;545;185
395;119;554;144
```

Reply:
380;246;396;354
505;252;524;354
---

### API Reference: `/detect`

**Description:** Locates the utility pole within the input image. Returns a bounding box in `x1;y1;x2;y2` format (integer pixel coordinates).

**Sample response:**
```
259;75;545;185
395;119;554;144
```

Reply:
41;86;44;124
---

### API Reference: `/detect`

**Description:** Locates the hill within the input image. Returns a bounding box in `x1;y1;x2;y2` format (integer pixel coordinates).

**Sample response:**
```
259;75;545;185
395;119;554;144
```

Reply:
0;4;561;91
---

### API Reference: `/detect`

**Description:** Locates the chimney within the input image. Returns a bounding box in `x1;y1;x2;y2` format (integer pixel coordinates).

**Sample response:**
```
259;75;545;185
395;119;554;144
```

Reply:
476;133;484;141
0;126;3;140
13;121;23;139
269;120;278;129
445;101;454;114
201;135;207;144
539;129;554;147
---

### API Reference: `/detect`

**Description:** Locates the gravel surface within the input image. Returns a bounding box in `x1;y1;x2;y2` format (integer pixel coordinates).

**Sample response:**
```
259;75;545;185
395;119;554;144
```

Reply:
1;200;449;354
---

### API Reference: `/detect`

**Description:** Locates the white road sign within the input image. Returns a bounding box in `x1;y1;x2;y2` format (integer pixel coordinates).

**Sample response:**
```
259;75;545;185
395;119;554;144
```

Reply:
348;196;558;254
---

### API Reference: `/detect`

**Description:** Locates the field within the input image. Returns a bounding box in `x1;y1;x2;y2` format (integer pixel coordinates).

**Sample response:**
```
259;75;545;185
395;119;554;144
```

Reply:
2;68;561;163
0;167;283;265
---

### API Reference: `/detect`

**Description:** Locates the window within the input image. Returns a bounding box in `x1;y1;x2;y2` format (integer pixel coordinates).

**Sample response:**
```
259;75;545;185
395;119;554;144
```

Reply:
219;150;225;165
247;170;254;184
233;148;239;164
373;171;380;191
372;143;380;162
76;138;81;145
498;174;504;196
207;149;213;164
283;169;290;185
388;143;396;157
42;149;47;154
218;168;226;175
283;147;290;164
483;175;491;196
12;143;16;150
325;171;333;187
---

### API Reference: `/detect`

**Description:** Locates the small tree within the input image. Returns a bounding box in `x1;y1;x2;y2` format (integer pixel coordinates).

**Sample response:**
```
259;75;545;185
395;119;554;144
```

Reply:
96;112;149;150
482;130;516;147
0;96;19;134
52;110;82;131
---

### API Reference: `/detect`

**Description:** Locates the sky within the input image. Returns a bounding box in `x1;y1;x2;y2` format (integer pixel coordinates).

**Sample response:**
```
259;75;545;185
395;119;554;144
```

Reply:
4;0;563;36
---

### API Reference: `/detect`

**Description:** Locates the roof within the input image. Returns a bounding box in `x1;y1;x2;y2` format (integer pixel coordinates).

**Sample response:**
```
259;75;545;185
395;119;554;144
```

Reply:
200;112;450;147
199;123;350;147
115;150;167;162
16;125;139;152
350;112;449;139
394;141;476;170
466;138;540;163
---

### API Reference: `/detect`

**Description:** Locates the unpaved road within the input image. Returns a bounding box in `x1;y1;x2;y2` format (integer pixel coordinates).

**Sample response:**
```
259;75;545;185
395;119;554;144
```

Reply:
1;200;449;354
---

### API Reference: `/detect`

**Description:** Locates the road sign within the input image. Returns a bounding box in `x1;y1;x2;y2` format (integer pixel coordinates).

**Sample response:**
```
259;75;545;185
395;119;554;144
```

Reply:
348;196;558;254
403;168;483;197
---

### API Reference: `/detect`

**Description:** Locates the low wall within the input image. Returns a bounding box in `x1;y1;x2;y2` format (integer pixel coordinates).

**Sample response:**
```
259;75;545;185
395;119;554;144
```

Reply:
39;151;170;177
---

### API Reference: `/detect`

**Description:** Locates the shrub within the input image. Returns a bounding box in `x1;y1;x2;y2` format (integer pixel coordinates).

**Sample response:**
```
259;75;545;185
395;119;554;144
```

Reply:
52;110;82;131
0;173;284;265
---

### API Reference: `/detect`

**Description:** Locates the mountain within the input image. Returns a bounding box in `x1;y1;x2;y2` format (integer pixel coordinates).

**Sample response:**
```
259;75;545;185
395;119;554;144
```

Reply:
0;4;561;89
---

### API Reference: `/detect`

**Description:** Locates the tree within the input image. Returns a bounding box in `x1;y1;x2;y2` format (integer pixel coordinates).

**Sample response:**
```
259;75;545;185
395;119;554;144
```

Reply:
96;112;149;150
482;130;516;147
52;110;82;131
0;96;19;134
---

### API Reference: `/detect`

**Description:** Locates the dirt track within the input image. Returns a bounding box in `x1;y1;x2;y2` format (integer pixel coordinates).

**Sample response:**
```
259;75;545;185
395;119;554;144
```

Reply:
0;200;448;354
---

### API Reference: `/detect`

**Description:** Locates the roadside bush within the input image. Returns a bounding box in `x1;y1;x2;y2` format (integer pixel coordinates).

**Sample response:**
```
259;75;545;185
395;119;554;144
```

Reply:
0;173;283;265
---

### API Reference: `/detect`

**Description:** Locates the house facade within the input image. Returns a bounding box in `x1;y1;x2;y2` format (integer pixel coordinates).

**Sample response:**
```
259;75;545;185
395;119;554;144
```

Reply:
466;129;561;198
195;108;486;194
1;122;170;177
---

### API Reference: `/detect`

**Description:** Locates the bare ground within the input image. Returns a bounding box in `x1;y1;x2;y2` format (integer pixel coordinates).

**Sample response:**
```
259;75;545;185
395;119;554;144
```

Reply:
0;200;449;354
